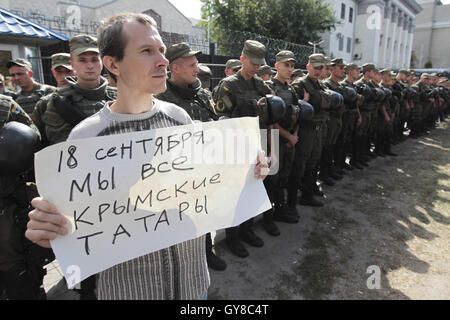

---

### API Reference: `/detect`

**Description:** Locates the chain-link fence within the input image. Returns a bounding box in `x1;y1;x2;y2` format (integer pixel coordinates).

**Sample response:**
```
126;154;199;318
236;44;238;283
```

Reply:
214;30;313;68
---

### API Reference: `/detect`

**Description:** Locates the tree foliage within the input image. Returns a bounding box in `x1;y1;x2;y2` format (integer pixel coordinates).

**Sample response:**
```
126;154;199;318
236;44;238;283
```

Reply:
200;0;336;46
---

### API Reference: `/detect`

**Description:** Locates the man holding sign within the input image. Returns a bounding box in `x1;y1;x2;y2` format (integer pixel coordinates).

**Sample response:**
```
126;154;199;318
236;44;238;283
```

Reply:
26;13;269;300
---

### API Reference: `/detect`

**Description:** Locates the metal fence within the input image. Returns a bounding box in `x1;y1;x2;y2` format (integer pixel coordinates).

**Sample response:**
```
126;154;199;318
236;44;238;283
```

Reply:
214;30;313;68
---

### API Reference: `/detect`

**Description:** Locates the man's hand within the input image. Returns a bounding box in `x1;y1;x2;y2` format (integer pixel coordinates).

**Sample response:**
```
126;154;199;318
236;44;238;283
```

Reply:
25;197;70;248
303;89;310;102
357;116;362;127
254;150;270;180
288;133;299;146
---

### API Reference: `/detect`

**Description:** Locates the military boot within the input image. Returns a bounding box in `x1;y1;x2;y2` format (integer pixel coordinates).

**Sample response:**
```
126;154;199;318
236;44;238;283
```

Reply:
206;233;227;271
273;203;299;224
299;172;324;207
225;227;248;258
262;208;281;236
239;226;264;248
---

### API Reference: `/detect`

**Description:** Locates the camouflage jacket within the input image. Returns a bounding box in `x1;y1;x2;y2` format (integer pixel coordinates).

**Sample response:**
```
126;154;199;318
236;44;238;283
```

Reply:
14;82;56;115
34;76;117;146
155;79;218;122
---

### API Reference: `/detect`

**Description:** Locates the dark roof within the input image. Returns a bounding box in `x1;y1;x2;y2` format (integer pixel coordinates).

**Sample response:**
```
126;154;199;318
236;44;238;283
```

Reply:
0;7;69;41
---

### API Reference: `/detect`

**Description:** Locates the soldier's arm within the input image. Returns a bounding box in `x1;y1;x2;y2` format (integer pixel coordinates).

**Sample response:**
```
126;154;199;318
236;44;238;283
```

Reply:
214;80;235;118
8;100;41;140
31;98;48;144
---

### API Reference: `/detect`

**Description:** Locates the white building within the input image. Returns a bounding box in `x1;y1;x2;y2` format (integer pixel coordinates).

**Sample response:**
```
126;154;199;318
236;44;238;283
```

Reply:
413;0;450;68
0;0;208;52
322;0;422;69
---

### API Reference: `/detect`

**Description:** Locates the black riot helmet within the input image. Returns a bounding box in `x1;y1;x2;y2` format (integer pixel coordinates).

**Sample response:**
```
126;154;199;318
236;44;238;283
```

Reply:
297;100;314;122
0;121;40;176
343;86;358;105
324;89;344;107
382;87;392;101
356;83;373;100
373;87;386;102
256;94;287;125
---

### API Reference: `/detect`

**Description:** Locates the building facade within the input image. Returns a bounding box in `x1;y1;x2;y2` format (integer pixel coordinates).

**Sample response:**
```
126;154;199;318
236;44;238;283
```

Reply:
322;0;422;69
0;0;208;52
413;0;450;68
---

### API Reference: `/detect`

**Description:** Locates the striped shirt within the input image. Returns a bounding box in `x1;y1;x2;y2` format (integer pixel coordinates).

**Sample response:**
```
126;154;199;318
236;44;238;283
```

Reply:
68;98;210;300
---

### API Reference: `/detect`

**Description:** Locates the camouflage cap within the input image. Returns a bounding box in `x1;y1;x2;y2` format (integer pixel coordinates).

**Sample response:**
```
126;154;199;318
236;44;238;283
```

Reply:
361;63;376;73
225;59;242;70
276;50;296;63
421;73;431;79
292;69;304;77
324;56;333;66
198;64;212;77
7;58;32;69
408;69;416;75
165;42;201;64
308;53;327;67
345;63;359;71
330;58;346;66
398;69;409;75
51;53;72;70
243;40;266;65
380;69;393;76
257;65;275;77
70;35;99;56
430;72;438;77
438;78;448;84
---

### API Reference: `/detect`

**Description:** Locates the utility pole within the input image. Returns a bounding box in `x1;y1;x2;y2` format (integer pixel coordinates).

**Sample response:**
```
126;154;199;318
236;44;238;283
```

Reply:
308;40;324;54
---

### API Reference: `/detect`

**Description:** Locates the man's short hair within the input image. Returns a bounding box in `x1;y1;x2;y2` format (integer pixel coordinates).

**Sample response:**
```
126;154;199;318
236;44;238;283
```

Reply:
97;12;158;81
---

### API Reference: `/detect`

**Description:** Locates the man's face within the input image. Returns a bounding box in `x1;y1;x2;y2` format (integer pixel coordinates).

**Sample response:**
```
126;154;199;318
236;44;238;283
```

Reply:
349;69;360;79
260;74;272;81
71;52;102;82
51;66;75;87
382;74;391;84
241;55;261;78
9;65;33;89
307;64;323;80
172;55;199;85
114;21;168;94
373;72;381;83
320;65;331;79
275;61;295;81
332;65;345;79
225;66;240;76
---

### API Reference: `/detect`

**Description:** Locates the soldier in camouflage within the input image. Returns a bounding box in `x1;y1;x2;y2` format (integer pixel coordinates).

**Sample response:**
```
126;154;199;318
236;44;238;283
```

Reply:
340;63;364;170
50;53;75;88
290;53;334;207
32;35;117;148
154;42;226;271
7;58;56;115
214;40;273;258
355;63;378;162
265;50;301;228
321;58;347;185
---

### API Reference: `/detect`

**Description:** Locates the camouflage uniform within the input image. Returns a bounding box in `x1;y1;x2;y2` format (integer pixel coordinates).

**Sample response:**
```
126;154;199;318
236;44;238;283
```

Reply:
33;76;117;146
14;82;55;115
290;54;332;206
215;40;274;255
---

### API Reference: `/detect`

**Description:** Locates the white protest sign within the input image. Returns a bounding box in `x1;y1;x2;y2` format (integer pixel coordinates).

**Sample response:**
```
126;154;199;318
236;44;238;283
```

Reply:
35;117;272;287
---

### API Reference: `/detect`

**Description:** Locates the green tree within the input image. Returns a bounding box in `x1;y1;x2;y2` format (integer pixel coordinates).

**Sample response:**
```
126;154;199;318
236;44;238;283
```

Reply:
200;0;336;56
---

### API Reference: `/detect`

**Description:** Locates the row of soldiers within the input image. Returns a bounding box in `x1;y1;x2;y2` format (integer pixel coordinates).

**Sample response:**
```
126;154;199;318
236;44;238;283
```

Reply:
0;33;449;299
208;42;450;268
